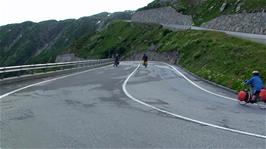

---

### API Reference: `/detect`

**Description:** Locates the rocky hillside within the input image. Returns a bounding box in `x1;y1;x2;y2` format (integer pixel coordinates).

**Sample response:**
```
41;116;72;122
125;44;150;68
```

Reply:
0;11;132;66
141;0;266;25
201;12;266;35
132;7;193;25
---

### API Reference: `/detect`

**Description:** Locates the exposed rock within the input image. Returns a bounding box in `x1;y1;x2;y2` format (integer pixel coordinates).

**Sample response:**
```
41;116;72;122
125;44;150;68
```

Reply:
220;2;227;12
157;0;206;5
201;13;266;35
235;0;241;4
209;6;214;11
132;7;193;26
147;43;157;51
158;0;178;3
55;53;84;62
126;50;179;64
236;4;241;12
235;0;244;12
126;43;179;64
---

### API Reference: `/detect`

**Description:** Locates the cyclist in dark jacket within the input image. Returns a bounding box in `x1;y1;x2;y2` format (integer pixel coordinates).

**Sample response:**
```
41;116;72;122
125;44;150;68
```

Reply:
113;54;119;67
245;71;265;103
142;54;148;67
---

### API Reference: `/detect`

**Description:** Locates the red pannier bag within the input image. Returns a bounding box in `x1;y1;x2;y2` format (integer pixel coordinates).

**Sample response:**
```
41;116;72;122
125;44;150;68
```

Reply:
259;88;266;102
238;91;248;101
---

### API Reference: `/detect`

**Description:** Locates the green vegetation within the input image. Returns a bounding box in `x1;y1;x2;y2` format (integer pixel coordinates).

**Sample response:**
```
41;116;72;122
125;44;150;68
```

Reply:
70;21;266;91
0;19;95;66
141;0;266;25
0;12;132;66
1;5;265;91
68;21;163;58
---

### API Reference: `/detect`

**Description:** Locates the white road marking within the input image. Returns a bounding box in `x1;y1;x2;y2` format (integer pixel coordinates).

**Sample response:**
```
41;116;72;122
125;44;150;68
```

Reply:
162;63;237;101
0;65;112;99
122;64;266;139
157;63;261;107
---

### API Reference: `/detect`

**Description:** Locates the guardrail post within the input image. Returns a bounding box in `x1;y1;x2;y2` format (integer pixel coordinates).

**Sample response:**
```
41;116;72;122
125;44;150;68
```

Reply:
17;67;21;77
1;68;5;80
30;65;35;75
43;64;47;73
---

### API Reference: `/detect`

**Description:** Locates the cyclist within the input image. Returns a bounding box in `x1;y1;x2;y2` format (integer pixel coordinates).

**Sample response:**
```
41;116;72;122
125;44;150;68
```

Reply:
245;71;265;103
113;54;119;67
142;54;148;67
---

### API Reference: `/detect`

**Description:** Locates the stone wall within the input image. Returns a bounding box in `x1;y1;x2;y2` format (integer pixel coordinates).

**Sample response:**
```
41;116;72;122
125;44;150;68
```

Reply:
125;43;179;64
157;0;205;5
126;51;179;64
158;0;178;3
132;7;193;26
201;13;266;35
55;53;84;62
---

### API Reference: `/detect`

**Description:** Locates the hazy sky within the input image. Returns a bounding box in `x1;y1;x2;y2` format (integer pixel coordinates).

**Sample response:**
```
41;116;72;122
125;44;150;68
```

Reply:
0;0;153;25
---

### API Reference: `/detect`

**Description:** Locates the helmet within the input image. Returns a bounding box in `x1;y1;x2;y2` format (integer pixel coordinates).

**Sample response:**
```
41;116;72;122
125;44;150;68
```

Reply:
252;70;259;74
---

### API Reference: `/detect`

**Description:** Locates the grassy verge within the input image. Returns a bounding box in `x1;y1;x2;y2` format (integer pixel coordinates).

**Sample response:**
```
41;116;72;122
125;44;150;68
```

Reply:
69;21;266;91
68;21;164;58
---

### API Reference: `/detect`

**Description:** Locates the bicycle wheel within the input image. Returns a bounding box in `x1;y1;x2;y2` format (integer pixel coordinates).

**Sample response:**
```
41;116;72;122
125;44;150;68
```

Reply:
257;100;266;109
238;100;248;105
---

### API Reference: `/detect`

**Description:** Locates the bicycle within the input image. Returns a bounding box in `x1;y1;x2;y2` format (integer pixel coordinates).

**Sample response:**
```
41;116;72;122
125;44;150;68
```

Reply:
143;61;148;68
238;86;266;109
113;61;119;67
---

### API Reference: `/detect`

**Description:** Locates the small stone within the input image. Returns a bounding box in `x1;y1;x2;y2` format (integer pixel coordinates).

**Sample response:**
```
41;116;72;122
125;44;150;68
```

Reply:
236;4;241;12
209;6;214;11
220;3;227;12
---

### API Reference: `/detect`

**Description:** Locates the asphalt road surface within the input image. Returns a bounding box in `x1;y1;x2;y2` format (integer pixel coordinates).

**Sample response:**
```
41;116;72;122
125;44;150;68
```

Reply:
1;62;265;148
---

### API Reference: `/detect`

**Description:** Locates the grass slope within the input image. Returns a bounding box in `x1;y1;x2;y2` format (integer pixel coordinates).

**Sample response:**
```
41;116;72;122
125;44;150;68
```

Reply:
70;21;266;91
0;12;132;66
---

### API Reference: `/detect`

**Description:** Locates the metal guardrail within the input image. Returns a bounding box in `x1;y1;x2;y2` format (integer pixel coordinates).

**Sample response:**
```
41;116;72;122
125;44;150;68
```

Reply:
0;59;112;80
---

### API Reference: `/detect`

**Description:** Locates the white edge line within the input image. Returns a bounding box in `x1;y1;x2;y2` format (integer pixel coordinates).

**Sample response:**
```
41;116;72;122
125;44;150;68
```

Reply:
0;65;111;99
162;63;237;101
122;64;266;139
159;63;260;106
